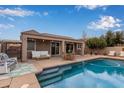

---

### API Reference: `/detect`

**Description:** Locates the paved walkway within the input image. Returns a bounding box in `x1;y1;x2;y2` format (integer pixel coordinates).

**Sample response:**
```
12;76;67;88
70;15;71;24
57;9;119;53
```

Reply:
1;55;124;88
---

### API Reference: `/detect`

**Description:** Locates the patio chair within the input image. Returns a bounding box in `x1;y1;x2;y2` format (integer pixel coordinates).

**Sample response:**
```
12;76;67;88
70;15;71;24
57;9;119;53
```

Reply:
0;53;18;74
108;51;116;56
119;51;124;57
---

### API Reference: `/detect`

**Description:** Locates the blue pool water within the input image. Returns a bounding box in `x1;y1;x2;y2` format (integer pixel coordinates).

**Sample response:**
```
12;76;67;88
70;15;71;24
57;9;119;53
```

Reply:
36;58;124;88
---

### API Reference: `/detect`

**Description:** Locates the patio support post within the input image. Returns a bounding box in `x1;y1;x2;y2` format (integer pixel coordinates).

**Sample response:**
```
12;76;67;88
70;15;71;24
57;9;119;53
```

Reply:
82;43;85;56
62;40;65;54
73;43;75;54
22;35;27;62
0;43;1;53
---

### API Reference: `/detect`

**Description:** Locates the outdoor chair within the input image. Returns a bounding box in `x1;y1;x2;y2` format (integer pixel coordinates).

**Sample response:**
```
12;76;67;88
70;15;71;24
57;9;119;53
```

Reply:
32;51;50;60
108;51;116;56
119;51;124;57
0;53;18;74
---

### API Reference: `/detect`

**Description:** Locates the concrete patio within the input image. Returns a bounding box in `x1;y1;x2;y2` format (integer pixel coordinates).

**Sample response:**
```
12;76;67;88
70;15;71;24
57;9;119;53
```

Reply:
1;55;124;88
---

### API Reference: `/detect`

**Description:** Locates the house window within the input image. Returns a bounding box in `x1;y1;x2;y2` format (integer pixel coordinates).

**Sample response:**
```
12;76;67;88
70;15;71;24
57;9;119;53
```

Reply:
77;44;82;49
27;40;36;50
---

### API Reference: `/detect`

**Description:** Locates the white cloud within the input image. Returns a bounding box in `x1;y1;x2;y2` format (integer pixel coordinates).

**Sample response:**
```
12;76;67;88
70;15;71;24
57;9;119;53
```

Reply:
0;32;2;35
0;8;35;17
88;16;122;30
0;24;15;29
43;11;49;16
75;5;107;11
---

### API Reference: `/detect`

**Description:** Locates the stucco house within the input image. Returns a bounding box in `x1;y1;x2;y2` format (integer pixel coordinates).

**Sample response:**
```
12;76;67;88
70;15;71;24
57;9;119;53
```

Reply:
21;30;85;62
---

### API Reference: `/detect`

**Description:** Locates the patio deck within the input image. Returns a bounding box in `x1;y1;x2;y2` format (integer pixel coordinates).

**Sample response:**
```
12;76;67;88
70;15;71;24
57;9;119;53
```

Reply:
1;55;124;88
29;55;105;73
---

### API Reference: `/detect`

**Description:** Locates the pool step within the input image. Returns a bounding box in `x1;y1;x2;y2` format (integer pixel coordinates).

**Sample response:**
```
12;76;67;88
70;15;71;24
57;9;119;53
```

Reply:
39;65;72;81
38;71;63;81
37;65;73;87
60;65;72;72
40;75;62;87
41;67;59;75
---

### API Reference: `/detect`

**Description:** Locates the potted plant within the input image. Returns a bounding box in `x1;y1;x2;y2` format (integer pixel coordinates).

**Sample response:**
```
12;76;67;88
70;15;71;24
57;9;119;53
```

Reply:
64;50;75;60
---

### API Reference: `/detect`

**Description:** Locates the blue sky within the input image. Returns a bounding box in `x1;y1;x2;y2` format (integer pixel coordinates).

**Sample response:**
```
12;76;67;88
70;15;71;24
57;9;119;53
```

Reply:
0;5;124;40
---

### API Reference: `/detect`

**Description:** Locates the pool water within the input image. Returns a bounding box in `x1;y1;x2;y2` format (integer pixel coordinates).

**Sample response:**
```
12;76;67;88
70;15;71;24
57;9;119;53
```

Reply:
36;58;124;88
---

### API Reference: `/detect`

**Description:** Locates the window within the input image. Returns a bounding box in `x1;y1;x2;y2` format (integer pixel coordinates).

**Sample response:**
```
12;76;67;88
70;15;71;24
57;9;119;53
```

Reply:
27;40;36;50
77;44;82;49
66;44;73;53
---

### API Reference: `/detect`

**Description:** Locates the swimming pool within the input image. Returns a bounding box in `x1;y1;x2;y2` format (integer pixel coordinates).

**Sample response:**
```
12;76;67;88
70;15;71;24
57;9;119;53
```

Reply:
36;58;124;88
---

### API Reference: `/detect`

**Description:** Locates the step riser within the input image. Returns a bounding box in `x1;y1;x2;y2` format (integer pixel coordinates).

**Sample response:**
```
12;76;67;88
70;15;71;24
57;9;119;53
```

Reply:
37;62;83;87
41;67;59;75
38;65;72;81
40;76;62;87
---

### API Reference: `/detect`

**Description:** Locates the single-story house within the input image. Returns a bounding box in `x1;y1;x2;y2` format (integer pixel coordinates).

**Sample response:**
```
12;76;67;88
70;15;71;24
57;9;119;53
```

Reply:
21;30;85;62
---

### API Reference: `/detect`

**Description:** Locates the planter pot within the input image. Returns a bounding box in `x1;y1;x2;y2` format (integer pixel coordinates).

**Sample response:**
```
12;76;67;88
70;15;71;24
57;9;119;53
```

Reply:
64;54;75;60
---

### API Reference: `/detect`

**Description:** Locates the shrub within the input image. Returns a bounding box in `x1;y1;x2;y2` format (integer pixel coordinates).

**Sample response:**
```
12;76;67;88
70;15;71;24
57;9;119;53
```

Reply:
104;30;115;46
87;37;107;49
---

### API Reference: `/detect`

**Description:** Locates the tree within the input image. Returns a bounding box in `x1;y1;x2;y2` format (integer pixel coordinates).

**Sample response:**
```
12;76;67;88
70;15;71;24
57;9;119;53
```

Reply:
105;30;115;46
87;37;107;49
115;31;124;45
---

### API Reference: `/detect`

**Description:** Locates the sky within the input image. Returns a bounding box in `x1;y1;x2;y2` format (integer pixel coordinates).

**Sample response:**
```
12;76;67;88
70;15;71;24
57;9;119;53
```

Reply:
0;5;124;40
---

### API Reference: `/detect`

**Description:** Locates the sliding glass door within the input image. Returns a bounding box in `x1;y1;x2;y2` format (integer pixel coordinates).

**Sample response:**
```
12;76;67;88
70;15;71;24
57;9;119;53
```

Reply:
51;42;60;56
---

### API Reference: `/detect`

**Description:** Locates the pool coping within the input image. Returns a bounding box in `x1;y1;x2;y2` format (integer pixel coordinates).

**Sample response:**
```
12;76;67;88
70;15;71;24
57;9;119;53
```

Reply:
35;56;122;72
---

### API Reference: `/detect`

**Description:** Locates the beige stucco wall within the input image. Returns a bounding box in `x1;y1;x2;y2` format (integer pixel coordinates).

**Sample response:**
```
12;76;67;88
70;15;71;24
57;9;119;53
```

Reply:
105;46;124;54
36;40;50;54
85;46;124;55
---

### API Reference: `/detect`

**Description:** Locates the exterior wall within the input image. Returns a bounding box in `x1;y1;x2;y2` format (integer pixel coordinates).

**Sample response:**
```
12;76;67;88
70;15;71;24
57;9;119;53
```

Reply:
105;46;124;54
21;35;27;62
0;42;21;59
6;44;22;59
85;46;124;55
36;40;50;53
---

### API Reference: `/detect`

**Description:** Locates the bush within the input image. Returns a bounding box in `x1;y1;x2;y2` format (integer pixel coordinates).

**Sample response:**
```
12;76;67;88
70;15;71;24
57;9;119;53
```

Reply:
87;37;107;49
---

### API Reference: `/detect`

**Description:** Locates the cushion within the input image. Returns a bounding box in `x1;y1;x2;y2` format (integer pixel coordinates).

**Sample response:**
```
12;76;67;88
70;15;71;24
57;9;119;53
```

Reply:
3;53;9;59
40;51;48;56
0;53;9;61
32;51;50;58
120;51;124;56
